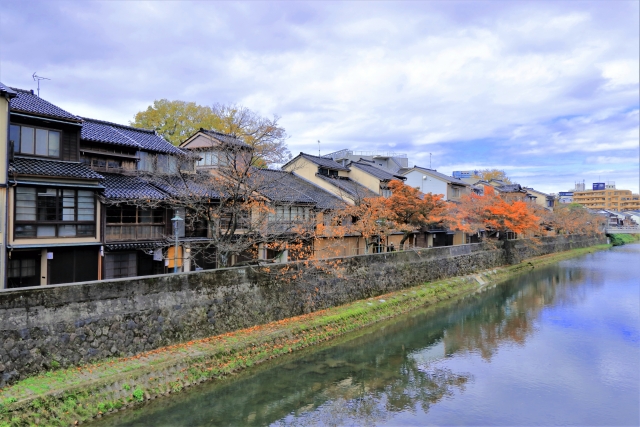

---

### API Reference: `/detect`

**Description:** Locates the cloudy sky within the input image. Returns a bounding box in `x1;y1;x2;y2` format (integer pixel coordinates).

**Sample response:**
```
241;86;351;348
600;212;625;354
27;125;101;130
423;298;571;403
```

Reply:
1;1;638;193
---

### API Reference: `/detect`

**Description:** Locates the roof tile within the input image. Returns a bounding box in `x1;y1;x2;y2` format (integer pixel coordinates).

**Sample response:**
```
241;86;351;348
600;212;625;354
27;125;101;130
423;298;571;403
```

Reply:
315;174;378;199
9;88;80;122
80;117;183;154
100;173;167;200
9;157;103;180
349;161;403;181
252;168;345;209
297;153;350;171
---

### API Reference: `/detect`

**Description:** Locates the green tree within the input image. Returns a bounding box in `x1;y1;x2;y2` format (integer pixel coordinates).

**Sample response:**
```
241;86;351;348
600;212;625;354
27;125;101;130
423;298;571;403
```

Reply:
131;100;290;165
131;99;220;146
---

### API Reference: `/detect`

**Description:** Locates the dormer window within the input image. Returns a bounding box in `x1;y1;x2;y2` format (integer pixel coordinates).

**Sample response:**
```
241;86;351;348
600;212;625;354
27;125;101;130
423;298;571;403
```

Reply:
10;124;60;158
319;168;338;177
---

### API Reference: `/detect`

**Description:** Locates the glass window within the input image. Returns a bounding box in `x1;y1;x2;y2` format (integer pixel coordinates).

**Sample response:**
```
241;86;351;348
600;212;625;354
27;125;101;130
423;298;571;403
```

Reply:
37;225;56;237
15;187;36;220
37;188;58;220
62;189;76;221
14;187;96;239
21;126;35;154
77;191;94;221
138;151;154;172
9;125;20;153
8;259;36;278
58;225;77;237
121;205;137;223
48;131;60;157
35;129;48;156
10;125;61;157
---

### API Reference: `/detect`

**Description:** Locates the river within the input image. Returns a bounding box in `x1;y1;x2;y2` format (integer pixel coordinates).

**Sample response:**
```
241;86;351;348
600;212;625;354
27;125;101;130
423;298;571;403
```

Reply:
95;244;640;426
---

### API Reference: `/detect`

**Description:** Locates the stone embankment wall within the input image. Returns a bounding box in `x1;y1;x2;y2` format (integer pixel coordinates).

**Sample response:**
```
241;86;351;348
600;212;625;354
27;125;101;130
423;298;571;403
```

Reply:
0;234;605;386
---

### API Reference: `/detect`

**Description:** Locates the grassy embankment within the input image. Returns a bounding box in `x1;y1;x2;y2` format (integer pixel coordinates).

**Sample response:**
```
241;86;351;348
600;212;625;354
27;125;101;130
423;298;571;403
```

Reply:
608;233;640;246
0;244;611;427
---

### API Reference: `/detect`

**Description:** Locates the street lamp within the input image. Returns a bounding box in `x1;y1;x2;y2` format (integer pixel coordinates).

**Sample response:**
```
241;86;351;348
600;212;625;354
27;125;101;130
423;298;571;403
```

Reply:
171;213;183;273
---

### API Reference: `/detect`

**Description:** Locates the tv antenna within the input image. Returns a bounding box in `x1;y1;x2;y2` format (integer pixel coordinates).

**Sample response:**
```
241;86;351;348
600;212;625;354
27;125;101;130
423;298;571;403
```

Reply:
318;140;321;156
32;72;50;97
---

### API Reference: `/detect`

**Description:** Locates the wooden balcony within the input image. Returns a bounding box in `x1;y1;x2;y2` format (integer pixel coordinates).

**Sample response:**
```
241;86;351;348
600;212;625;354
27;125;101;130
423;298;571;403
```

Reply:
106;224;165;242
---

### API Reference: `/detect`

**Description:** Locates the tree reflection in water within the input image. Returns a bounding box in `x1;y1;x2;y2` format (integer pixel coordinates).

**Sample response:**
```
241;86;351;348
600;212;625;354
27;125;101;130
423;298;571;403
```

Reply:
443;267;591;360
94;263;599;427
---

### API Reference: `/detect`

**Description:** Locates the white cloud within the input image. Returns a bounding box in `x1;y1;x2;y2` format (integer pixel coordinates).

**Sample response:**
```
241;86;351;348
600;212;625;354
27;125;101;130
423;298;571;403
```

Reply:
1;1;638;192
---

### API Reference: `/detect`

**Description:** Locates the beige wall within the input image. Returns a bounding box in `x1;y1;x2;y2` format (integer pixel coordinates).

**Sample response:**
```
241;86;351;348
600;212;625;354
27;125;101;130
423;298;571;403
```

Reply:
346;167;381;195
0;96;8;288
446;185;470;202
526;189;550;207
452;230;465;245
285;158;357;205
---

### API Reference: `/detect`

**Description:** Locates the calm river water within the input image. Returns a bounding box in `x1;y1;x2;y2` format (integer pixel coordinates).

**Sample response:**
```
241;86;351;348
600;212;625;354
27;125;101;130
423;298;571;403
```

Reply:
96;244;640;426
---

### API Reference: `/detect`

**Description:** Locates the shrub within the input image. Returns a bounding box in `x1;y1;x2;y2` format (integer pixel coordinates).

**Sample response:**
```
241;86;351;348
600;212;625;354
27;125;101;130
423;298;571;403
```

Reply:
609;233;638;246
132;388;144;402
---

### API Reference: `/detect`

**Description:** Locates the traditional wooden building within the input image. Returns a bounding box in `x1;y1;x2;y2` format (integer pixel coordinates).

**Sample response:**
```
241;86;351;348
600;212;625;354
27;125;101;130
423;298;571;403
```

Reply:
79;117;194;279
6;89;104;287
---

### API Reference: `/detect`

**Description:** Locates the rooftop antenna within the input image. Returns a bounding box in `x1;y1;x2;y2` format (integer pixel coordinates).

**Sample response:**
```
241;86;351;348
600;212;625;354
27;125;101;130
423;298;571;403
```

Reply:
318;140;321;157
32;72;50;97
429;153;432;169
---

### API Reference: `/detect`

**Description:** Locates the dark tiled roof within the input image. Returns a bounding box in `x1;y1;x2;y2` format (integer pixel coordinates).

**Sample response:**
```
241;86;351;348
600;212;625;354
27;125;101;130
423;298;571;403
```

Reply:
200;129;252;149
80;117;183;154
289;153;350;171
9;157;103;180
9;88;80;122
251;169;345;209
0;82;17;97
250;168;316;204
315;174;378;199
495;184;526;193
100;173;167;200
148;173;220;199
349;161;403;181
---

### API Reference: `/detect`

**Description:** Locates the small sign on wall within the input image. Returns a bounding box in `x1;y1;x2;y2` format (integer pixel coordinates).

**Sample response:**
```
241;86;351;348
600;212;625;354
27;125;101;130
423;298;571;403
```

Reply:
47;252;53;260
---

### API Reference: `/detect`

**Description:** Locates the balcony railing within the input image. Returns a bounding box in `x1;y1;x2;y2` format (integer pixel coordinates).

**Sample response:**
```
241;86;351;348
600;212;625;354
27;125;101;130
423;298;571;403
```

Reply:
106;224;165;242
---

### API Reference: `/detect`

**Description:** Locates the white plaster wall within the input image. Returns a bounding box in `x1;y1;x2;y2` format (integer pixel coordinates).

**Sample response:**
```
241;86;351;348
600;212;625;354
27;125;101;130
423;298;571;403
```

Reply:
403;171;448;200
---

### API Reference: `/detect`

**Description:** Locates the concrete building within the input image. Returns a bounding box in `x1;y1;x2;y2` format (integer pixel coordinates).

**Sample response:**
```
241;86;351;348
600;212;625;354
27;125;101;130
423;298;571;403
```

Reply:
399;166;471;201
321;149;408;173
573;182;640;211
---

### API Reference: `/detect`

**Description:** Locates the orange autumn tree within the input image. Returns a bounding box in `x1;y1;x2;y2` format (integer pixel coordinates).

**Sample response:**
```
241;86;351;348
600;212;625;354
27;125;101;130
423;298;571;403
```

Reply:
335;196;394;254
452;187;540;240
543;203;605;235
385;180;449;247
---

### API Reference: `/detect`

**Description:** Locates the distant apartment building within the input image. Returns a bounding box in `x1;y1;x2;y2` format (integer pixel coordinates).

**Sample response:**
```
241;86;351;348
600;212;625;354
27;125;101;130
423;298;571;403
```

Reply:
558;192;574;204
452;170;479;179
573;182;640;212
321;149;409;173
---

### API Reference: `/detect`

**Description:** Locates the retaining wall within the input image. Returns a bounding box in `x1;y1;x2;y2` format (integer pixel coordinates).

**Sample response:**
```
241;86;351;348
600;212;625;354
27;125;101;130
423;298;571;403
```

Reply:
0;234;605;386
